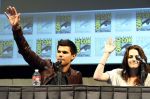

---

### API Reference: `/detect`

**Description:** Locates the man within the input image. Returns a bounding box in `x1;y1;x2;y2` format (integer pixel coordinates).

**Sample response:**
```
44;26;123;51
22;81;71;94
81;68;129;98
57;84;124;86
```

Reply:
5;6;82;85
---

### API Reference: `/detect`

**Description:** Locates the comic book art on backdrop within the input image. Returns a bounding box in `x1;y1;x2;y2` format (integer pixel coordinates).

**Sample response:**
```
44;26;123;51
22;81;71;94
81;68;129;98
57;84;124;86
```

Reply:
0;8;150;66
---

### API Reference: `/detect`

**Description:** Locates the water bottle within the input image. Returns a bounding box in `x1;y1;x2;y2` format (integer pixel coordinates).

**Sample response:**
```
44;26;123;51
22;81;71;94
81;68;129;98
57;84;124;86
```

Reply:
32;69;41;86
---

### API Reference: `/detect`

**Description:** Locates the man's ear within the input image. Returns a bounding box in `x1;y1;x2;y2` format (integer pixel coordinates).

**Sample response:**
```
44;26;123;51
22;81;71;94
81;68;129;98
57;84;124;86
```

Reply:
71;54;76;61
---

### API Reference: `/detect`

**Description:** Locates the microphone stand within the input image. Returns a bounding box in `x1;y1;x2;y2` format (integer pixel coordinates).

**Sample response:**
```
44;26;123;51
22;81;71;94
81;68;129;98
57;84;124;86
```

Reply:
54;61;62;99
140;61;147;86
58;63;62;85
55;61;62;85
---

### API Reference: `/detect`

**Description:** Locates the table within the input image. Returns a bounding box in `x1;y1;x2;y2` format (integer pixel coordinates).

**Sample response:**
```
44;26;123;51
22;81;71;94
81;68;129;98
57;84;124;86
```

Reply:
0;85;150;99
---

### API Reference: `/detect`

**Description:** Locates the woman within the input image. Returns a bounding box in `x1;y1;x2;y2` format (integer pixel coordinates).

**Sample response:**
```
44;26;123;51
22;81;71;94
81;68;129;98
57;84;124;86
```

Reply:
93;38;150;86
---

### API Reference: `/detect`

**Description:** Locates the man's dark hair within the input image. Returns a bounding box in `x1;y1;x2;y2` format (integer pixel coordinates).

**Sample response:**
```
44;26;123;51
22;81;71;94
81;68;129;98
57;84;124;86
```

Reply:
57;39;77;55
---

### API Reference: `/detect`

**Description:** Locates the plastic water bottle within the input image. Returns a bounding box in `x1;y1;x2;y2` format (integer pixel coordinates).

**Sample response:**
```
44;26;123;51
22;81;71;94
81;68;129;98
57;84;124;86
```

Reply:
32;69;41;86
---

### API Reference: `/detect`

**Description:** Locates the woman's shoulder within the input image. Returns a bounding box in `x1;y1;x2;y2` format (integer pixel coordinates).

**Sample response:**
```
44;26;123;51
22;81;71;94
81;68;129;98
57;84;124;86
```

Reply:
147;73;150;77
144;73;150;86
106;68;123;75
111;68;123;73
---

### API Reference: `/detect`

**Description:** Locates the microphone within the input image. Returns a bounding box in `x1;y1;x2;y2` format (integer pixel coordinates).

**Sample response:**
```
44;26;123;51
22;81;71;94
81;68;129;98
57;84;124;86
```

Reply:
135;56;148;86
56;60;62;65
53;60;62;71
45;60;62;70
135;55;146;64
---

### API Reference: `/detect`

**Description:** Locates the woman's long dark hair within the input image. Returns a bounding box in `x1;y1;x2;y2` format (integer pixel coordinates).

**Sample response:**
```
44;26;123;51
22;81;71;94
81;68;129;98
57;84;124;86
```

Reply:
121;45;150;85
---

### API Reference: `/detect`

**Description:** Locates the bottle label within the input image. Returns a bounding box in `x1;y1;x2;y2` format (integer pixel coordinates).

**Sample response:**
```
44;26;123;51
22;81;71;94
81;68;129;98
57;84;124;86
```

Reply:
32;76;41;81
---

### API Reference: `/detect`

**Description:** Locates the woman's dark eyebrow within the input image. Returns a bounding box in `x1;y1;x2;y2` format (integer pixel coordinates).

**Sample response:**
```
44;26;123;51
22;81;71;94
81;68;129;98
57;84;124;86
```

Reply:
128;55;133;58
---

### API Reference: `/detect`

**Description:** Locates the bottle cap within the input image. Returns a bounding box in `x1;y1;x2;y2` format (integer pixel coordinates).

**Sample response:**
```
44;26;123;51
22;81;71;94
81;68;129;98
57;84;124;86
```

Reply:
35;69;39;72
